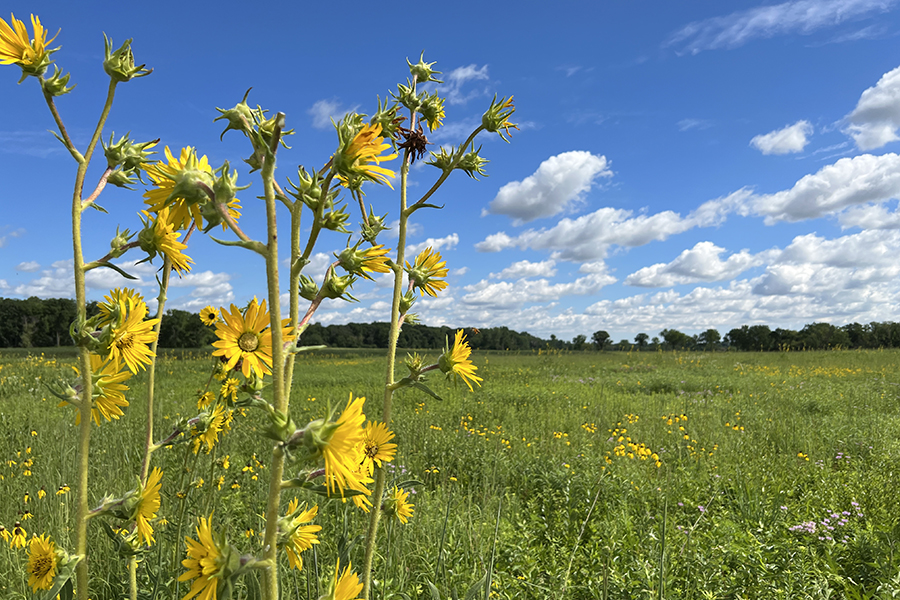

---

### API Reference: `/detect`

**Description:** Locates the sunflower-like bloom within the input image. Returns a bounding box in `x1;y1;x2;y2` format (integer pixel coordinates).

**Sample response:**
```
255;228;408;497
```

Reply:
321;395;369;498
107;298;159;373
337;243;392;281
406;247;448;297
140;207;194;274
179;515;226;600
59;353;132;425
360;421;397;476
482;95;518;142
134;467;162;546
11;522;26;548
26;533;57;591
323;559;363;600
197;391;215;410
211;298;295;379
439;330;483;392
333;123;398;189
144;147;242;232
385;486;415;524
192;404;226;454
0;13;57;76
280;498;321;571
97;287;146;328
200;306;219;326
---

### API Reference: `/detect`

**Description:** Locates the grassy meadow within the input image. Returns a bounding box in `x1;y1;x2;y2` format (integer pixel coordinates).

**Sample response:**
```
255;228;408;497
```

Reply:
2;346;900;599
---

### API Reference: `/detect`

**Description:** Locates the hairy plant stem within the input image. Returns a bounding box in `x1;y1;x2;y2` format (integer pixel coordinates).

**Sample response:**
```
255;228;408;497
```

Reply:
128;557;137;600
260;114;288;600
140;256;173;483
362;146;411;600
70;77;118;600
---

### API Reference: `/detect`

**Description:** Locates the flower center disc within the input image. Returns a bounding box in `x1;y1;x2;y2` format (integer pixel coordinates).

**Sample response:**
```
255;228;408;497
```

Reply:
238;332;259;352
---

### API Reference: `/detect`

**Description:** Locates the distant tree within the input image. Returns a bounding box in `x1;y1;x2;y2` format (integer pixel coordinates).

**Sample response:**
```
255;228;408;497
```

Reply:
634;332;649;349
572;334;588;351
592;330;611;350
617;339;631;351
157;309;216;348
660;328;694;350
698;328;721;349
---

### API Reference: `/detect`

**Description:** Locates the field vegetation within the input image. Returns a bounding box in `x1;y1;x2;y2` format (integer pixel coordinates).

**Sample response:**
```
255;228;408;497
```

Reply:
3;346;899;599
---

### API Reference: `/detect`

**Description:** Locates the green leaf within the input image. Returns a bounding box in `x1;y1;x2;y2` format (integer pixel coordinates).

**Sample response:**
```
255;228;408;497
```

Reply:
209;235;267;257
93;261;138;280
464;573;487;600
411;381;443;401
427;581;443;600
40;556;81;600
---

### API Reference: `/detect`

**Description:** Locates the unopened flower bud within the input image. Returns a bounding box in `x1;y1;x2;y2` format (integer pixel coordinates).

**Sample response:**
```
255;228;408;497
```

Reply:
103;35;151;82
425;146;455;173
399;290;416;315
199;202;224;232
320;204;351;233
407;52;443;84
287;167;331;211
299;275;319;302
320;273;357;301
109;227;133;259
361;208;390;244
107;168;139;189
214;89;255;140
394;81;422;113
370;96;404;141
458;147;489;179
40;65;75;97
103;133;157;172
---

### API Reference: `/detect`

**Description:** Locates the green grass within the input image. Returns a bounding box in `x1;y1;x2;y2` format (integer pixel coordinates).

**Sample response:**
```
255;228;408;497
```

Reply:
2;347;900;599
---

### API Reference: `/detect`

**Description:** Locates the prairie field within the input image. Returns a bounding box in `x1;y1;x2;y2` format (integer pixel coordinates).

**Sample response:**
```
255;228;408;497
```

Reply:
2;347;900;599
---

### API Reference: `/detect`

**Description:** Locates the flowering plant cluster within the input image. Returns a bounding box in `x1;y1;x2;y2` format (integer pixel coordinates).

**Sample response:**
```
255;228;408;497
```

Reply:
2;14;514;600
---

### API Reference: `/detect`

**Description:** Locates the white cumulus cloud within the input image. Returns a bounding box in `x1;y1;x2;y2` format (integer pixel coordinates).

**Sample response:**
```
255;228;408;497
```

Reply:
845;64;900;150
484;151;613;224
750;120;813;154
490;259;557;280
16;261;40;272
625;242;765;287
406;233;459;257
750;153;900;223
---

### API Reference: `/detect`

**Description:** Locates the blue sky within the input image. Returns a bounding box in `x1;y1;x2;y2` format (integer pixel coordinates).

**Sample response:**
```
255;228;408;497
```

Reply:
3;0;900;342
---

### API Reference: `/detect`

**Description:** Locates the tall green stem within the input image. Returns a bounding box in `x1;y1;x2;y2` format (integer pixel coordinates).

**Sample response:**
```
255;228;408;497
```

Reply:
260;115;287;600
362;148;411;600
71;78;118;600
140;257;172;483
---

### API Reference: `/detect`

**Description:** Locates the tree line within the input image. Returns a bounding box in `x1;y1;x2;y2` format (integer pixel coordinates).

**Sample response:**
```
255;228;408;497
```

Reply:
4;296;900;351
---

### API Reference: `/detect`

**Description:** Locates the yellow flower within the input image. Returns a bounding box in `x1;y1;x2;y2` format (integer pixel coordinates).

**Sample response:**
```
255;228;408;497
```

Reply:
354;244;392;281
0;13;56;72
11;522;26;548
385;486;415;524
197;391;215;410
144;207;194;274
60;354;132;426
405;247;448;297
192;405;226;454
107;297;159;374
200;306;219;326
0;525;9;543
144;146;242;231
439;330;483;392
360;421;397;475
323;559;363;600
211;298;295;379
322;395;369;498
220;378;239;403
97;287;146;328
282;499;321;571
134;467;162;546
333;123;398;189
26;533;57;591
179;515;225;600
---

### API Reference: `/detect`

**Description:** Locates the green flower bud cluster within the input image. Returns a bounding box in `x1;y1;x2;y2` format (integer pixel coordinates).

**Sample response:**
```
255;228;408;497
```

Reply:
321;203;351;233
201;162;250;232
215;90;294;169
320;273;357;302
394;80;422;113
360;207;390;244
103;35;151;82
426;144;486;177
40;65;74;97
287;167;338;212
408;53;443;84
369;97;404;142
299;275;319;302
399;290;416;315
103;133;158;189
